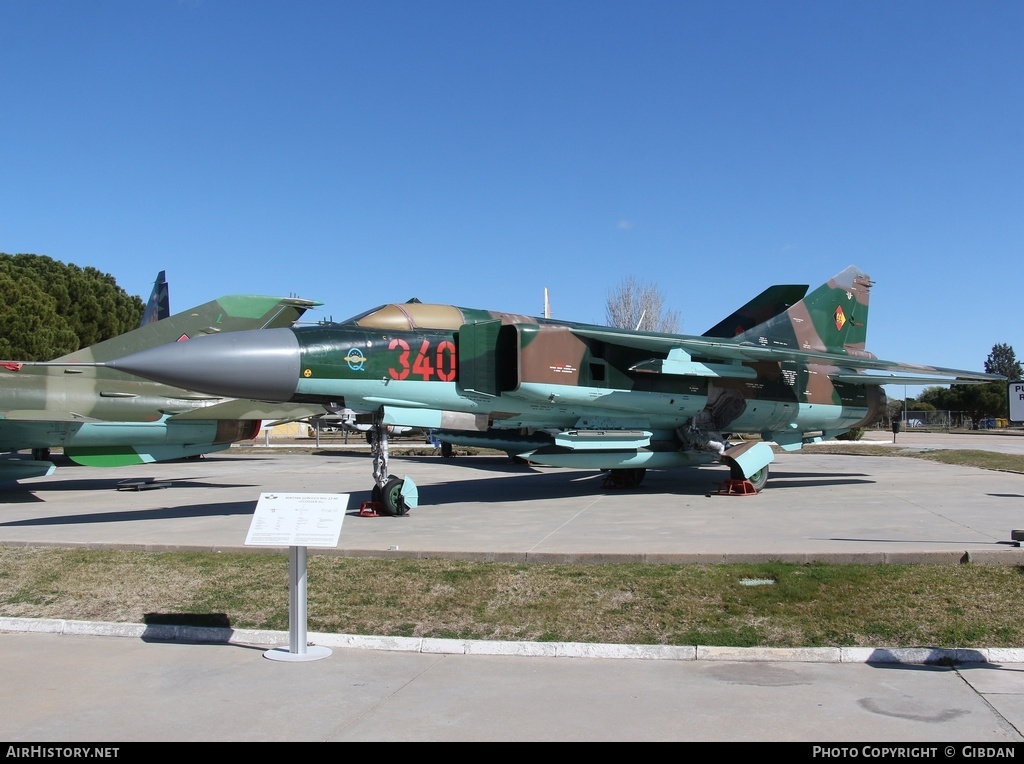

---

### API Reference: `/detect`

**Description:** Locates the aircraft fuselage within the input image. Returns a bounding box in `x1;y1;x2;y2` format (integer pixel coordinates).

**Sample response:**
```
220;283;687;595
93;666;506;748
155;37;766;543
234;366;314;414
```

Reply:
117;310;883;449
93;267;999;511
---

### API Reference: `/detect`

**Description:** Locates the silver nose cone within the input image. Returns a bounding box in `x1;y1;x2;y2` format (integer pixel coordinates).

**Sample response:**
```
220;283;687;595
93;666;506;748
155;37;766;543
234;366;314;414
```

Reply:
107;328;302;401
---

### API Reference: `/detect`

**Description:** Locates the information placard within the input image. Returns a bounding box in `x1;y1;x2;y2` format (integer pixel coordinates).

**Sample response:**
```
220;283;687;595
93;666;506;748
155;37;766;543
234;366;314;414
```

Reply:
245;492;347;548
1009;382;1024;424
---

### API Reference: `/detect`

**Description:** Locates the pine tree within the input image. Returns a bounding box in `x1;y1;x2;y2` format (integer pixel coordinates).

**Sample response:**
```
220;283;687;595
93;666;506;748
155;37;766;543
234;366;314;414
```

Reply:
0;254;144;360
985;343;1022;381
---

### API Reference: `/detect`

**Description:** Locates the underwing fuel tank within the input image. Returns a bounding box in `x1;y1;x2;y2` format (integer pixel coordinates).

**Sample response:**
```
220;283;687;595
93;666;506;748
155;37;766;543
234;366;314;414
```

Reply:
105;328;303;401
525;436;775;478
523;449;716;470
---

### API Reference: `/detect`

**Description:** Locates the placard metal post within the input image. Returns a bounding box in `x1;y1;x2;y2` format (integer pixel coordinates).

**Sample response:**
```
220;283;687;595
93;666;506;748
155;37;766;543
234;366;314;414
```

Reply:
245;492;347;662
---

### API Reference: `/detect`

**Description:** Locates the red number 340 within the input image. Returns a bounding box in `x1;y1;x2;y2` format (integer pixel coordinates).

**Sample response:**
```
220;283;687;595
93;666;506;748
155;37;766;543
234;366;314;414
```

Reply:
389;339;456;382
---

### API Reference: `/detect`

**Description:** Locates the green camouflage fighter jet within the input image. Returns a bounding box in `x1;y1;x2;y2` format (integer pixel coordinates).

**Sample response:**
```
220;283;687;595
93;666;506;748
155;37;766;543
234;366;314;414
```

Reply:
97;266;1001;514
0;293;321;480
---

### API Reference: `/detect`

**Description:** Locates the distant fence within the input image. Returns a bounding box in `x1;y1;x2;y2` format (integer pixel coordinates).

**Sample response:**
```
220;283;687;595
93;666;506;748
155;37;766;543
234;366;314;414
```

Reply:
903;410;952;429
886;411;1010;430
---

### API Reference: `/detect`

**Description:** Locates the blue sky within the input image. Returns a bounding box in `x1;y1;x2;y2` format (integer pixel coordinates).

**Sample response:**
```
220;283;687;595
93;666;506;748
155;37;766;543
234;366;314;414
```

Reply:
1;1;1021;394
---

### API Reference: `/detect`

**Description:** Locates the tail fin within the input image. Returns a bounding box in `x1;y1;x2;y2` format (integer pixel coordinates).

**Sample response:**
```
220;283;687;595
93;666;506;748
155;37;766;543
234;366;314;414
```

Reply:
138;270;170;327
734;266;873;356
55;295;322;364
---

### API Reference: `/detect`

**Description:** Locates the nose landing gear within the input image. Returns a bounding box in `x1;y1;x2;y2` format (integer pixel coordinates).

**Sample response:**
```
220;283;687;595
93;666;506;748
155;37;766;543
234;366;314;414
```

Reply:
368;409;417;516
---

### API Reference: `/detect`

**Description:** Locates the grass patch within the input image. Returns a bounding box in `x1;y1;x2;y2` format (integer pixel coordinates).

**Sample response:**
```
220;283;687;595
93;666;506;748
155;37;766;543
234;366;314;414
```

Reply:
911;449;1024;472
2;548;1024;648
804;444;1024;472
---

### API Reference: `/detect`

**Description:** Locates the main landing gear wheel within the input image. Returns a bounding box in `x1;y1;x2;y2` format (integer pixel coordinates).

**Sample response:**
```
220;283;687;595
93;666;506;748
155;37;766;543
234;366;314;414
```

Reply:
731;463;769;491
604;468;647;489
380;476;410;516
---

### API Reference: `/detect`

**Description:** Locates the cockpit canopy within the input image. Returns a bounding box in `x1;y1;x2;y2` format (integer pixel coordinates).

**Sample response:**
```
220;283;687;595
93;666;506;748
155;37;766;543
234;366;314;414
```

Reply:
341;302;467;331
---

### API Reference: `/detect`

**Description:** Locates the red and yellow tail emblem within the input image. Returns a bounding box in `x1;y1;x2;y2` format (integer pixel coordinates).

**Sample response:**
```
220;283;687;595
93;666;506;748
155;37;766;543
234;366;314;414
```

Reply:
834;306;847;331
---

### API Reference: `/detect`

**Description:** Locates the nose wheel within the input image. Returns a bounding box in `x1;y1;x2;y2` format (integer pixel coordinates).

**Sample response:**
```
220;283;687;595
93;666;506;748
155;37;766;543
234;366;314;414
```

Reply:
372;476;410;516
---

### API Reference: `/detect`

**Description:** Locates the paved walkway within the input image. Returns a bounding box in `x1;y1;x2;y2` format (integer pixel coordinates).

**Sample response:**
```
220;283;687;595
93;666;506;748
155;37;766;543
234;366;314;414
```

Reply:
3;626;1024;742
1;431;1023;563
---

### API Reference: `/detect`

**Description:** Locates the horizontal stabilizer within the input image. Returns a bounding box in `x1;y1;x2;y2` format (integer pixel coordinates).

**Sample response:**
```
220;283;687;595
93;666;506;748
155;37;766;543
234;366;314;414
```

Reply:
0;458;57;480
65;443;231;467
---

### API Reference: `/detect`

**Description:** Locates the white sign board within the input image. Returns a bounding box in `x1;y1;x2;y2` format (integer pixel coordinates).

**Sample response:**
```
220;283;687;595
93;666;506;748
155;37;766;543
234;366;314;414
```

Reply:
245;492;348;548
1009;382;1024;424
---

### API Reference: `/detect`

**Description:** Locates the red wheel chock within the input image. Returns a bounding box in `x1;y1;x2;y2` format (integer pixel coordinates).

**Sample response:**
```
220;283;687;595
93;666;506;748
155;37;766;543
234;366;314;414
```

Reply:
359;501;387;517
717;479;758;496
